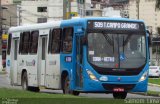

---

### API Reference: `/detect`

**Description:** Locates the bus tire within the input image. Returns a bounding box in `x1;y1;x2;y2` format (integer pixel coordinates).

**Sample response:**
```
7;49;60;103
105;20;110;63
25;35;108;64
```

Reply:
28;87;40;92
63;76;80;96
72;91;80;96
113;92;127;99
22;72;28;90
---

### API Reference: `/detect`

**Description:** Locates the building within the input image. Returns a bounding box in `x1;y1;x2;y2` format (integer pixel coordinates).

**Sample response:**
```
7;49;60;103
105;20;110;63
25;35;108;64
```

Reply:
0;1;17;70
78;0;103;17
129;0;160;35
1;0;13;5
129;0;160;66
19;0;78;25
48;0;78;20
20;0;48;25
2;4;17;29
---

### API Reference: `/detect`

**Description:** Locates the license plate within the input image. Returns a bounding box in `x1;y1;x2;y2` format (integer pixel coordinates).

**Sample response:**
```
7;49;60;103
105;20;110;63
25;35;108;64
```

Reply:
113;88;124;92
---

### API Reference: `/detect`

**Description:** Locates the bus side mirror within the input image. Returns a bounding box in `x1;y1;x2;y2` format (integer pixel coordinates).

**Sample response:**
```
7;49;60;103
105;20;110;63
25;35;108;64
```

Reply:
146;30;152;47
148;36;152;47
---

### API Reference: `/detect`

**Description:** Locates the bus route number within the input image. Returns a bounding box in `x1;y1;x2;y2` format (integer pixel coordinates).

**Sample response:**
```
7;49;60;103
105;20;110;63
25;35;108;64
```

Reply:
94;22;104;28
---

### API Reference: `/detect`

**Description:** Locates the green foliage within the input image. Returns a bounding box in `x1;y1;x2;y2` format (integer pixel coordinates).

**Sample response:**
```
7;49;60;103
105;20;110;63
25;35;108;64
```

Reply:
0;88;125;104
0;88;79;98
149;78;160;85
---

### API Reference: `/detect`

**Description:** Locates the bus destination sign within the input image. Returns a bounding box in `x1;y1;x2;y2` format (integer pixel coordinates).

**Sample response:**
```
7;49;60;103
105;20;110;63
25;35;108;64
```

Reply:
87;20;144;31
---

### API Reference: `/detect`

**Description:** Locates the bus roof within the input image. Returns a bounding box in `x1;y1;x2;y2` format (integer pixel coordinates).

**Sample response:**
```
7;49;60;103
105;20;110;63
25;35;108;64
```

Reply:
9;21;61;33
9;17;145;33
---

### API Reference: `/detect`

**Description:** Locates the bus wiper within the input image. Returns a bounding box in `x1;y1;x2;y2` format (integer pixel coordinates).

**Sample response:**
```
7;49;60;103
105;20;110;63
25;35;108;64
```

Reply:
123;35;132;46
103;33;113;46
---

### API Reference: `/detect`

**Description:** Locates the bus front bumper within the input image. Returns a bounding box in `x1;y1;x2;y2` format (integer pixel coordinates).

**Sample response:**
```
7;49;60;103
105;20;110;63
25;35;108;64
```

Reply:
82;78;148;93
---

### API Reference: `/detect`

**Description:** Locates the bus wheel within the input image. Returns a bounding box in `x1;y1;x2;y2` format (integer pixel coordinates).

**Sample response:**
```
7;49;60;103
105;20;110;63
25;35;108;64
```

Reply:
72;91;80;96
113;92;127;99
22;72;28;90
29;87;40;92
63;76;80;96
33;87;40;92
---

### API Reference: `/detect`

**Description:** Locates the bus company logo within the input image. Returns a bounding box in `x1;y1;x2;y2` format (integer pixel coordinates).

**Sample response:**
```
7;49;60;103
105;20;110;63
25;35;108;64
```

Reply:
7;60;10;67
49;60;56;65
26;60;36;66
32;60;36;66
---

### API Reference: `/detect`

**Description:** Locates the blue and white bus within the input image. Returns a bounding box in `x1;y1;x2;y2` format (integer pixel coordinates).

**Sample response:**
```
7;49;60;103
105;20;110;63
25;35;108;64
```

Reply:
7;17;149;99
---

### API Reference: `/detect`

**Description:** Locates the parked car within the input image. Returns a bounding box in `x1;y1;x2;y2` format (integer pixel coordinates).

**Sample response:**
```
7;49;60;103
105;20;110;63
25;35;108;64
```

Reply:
149;66;160;78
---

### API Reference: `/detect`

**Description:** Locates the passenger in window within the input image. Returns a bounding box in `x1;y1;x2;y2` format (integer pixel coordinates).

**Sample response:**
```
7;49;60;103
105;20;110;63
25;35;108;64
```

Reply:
51;41;59;53
66;41;72;52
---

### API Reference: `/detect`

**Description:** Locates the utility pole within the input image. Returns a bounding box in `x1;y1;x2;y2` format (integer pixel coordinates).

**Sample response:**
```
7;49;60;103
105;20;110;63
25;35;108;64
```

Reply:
68;0;71;19
63;0;67;20
17;5;21;26
0;0;2;56
0;0;2;35
137;0;140;19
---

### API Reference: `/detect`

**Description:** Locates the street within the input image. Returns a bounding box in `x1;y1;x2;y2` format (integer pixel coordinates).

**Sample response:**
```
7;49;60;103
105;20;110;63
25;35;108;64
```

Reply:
0;74;160;98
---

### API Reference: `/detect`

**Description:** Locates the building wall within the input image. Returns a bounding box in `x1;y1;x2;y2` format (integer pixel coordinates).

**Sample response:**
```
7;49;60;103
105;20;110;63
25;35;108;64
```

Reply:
2;4;17;28
129;0;160;34
1;0;13;5
20;0;78;24
48;0;63;21
21;0;48;25
78;0;103;17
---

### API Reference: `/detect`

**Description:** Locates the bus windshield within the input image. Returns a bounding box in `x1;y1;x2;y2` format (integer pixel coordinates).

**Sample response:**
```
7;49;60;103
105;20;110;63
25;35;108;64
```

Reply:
87;33;146;69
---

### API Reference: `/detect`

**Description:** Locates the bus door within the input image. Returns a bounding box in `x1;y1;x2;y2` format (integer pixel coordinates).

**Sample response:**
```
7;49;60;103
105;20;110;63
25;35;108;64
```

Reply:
45;29;61;89
38;34;48;86
11;37;19;85
75;36;83;88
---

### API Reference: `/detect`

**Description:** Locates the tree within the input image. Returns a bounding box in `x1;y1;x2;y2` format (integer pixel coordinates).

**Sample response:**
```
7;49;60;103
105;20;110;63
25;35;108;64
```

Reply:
155;0;160;10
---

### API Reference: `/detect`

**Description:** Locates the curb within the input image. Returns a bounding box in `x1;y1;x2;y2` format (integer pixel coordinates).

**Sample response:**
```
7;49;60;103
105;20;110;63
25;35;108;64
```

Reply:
148;83;160;87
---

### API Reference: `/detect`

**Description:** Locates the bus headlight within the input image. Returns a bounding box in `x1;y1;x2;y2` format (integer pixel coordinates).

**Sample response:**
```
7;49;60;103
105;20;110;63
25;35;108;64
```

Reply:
86;69;98;81
139;71;148;82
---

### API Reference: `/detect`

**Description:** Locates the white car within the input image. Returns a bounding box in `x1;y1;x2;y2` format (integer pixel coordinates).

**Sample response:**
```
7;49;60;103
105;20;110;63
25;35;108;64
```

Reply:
149;66;160;77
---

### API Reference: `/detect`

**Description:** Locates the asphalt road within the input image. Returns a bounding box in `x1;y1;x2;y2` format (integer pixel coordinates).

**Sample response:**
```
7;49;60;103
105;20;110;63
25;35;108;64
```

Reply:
0;74;160;98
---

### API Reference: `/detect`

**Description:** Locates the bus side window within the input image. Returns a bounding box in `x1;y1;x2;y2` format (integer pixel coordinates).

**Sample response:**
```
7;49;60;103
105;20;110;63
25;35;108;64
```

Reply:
62;27;73;53
29;31;39;54
19;33;23;53
48;30;52;53
50;29;61;54
20;32;30;54
7;33;12;55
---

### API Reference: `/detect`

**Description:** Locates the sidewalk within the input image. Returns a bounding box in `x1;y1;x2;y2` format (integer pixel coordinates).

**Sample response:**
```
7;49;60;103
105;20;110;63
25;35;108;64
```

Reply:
148;83;160;92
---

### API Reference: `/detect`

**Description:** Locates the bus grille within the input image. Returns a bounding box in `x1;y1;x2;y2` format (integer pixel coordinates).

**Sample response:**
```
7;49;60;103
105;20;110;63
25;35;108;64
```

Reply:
102;84;136;91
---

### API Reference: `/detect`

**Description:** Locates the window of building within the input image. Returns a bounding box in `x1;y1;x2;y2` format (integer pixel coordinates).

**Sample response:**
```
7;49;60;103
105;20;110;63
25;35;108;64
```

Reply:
29;31;39;54
19;32;30;54
78;0;85;4
62;28;73;53
37;18;47;23
37;7;47;12
86;10;93;16
7;33;12;55
48;29;61;54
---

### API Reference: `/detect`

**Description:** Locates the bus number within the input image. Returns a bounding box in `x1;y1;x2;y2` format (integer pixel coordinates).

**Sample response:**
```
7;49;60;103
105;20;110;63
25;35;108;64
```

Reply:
94;22;104;28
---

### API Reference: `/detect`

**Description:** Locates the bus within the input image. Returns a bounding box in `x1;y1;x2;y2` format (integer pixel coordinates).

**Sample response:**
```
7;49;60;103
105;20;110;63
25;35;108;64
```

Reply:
7;17;149;99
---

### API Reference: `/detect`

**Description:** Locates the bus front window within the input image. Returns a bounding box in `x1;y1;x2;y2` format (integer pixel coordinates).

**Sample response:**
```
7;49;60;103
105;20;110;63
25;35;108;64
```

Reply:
87;33;146;69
